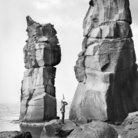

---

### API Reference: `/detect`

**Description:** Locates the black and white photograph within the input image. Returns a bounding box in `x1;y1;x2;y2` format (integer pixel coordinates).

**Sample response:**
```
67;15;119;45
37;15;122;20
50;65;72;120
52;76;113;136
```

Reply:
0;0;138;137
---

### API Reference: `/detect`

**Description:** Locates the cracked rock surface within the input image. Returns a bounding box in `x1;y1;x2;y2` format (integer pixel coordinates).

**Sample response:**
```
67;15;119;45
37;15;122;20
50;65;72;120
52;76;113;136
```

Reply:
69;0;138;124
20;16;61;122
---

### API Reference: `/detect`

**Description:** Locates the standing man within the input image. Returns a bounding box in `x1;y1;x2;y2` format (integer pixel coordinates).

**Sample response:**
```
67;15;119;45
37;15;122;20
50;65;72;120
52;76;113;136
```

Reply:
60;95;68;124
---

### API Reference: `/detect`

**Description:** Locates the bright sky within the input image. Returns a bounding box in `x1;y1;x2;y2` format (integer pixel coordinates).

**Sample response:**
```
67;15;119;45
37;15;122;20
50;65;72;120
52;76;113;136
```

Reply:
0;0;138;103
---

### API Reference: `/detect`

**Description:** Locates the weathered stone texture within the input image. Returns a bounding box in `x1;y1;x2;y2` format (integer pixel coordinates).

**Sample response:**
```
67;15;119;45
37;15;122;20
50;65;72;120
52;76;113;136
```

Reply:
69;0;138;124
24;16;61;69
83;0;132;37
20;16;61;122
68;121;118;138
0;131;32;138
120;112;138;138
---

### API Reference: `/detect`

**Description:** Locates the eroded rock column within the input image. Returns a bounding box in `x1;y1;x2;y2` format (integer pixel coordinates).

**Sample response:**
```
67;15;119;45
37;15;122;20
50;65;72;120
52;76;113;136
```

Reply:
20;16;61;122
69;0;138;124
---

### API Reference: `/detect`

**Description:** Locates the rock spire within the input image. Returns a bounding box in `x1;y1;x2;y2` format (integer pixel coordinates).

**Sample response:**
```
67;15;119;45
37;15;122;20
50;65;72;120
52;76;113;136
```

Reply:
20;16;61;122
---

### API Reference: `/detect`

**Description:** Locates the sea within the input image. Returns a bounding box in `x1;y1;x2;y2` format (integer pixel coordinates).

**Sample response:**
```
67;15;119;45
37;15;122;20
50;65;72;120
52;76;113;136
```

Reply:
0;101;71;138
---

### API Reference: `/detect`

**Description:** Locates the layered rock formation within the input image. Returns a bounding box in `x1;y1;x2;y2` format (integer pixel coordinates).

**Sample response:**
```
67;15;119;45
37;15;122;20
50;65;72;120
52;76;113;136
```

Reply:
69;0;138;124
20;16;61;122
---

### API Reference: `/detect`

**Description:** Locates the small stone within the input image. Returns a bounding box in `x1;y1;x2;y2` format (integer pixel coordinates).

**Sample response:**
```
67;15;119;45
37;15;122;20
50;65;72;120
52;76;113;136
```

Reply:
0;131;32;138
20;16;61;122
70;0;138;124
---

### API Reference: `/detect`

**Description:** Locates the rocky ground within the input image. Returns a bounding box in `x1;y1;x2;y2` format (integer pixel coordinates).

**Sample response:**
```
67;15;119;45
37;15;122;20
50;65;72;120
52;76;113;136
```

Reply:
40;111;138;138
1;112;138;138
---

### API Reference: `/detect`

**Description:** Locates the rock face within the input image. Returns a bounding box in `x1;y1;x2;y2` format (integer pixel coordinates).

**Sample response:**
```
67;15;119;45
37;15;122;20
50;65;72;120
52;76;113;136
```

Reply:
120;112;138;138
69;0;138;124
20;16;61;122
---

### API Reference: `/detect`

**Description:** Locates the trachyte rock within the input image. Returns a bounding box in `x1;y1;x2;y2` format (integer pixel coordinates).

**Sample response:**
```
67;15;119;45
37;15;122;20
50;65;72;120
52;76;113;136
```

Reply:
119;111;138;138
20;16;61;122
40;119;62;137
69;0;138;124
0;131;32;138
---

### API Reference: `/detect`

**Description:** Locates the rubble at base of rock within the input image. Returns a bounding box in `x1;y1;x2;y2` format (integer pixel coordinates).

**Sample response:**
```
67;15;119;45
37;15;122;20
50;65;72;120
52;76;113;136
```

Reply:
69;0;138;124
20;16;61;122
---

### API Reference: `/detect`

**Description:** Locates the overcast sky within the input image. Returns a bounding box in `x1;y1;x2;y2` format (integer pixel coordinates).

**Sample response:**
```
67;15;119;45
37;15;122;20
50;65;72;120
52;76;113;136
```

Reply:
0;0;138;103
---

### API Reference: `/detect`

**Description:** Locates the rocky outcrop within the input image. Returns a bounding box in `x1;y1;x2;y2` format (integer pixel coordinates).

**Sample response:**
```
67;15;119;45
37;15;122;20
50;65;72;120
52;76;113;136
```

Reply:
69;0;138;124
40;120;76;138
41;119;62;137
119;112;138;138
20;16;61;122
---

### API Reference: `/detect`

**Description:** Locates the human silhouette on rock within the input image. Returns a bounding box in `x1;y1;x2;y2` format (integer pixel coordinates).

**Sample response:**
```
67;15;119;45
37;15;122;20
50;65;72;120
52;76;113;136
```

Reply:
60;95;68;124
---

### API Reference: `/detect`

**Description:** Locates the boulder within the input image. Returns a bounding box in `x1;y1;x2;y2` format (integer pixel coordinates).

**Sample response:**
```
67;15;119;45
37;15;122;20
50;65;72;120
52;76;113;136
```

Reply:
67;121;118;138
40;119;76;138
83;0;132;36
119;112;138;138
61;120;77;132
40;119;62;138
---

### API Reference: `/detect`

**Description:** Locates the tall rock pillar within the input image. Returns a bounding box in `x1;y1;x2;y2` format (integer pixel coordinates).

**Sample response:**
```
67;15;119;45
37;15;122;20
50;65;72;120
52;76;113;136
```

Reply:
20;16;61;122
69;0;138;124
